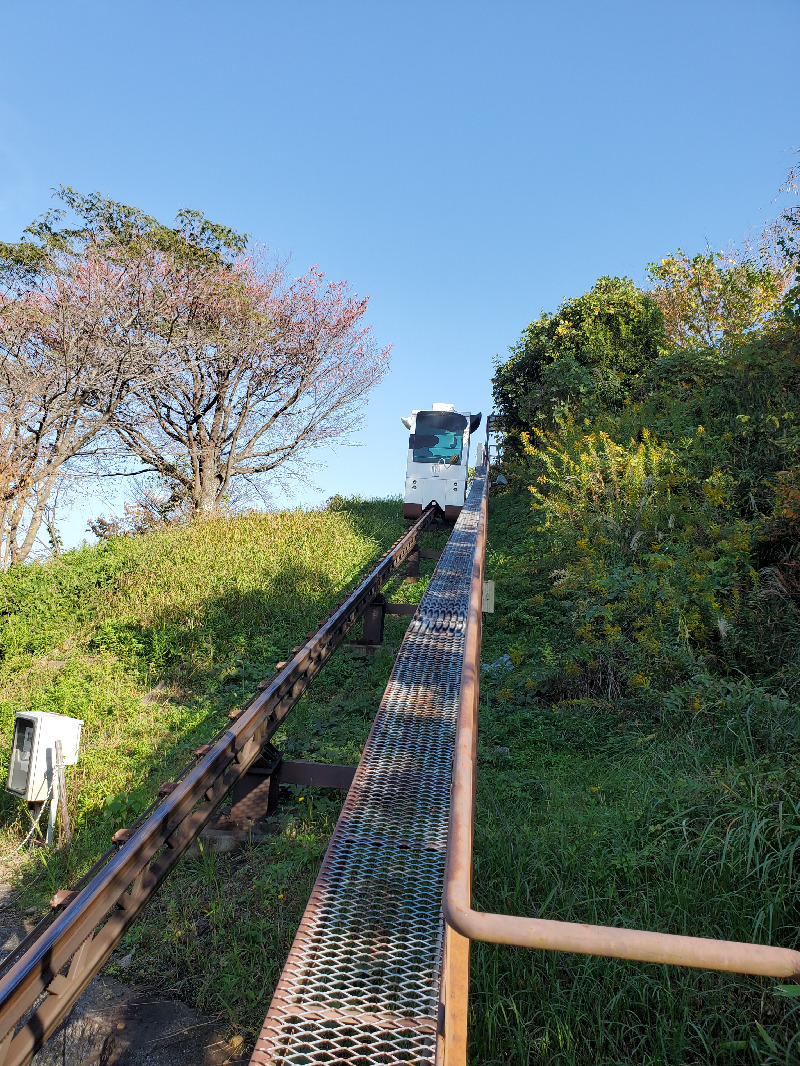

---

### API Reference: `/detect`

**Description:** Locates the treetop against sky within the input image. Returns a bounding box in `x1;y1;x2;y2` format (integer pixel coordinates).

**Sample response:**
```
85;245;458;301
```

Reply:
0;0;798;545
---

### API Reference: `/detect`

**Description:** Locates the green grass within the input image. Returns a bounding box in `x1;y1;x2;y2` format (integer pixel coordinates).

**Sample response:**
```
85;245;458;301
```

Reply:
469;487;800;1066
0;497;449;1040
0;500;403;847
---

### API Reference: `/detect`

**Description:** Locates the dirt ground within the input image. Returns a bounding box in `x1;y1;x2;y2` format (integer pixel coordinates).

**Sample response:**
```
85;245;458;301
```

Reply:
1;886;250;1066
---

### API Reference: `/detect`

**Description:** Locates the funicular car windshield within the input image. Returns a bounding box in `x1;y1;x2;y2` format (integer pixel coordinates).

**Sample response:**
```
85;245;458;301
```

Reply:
411;411;467;465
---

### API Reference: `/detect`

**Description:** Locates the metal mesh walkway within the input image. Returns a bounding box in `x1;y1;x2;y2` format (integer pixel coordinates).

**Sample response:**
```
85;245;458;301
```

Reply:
251;473;486;1066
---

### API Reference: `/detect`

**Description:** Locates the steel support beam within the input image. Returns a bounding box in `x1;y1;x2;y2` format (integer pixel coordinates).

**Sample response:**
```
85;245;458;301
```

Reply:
438;924;470;1066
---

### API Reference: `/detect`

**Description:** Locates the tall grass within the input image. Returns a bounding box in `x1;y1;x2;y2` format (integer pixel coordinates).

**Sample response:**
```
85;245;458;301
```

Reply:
469;668;800;1062
0;497;451;1039
473;332;800;1063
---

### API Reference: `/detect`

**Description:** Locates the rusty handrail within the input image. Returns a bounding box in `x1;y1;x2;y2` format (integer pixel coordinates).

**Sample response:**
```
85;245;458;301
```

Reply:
442;465;800;978
0;505;438;1066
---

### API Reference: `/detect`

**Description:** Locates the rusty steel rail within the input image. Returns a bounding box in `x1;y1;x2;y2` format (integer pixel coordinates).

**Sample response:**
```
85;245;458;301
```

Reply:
249;467;487;1066
441;460;800;1061
0;505;438;1066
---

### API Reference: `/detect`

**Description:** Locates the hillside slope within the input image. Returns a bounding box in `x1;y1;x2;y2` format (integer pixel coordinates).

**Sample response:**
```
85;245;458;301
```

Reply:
0;498;452;1035
1;500;406;847
472;283;800;1061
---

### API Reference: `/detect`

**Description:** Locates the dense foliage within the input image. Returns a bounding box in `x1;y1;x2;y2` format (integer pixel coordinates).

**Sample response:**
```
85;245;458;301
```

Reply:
491;199;800;702
492;276;665;438
508;334;800;696
479;197;800;1062
648;248;789;349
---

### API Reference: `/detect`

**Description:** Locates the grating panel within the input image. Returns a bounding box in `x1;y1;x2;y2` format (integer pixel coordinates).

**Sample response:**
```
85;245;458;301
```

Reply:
251;475;486;1065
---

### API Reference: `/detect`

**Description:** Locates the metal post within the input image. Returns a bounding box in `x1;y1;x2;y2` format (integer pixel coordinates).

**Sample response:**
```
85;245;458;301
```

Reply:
45;745;59;850
54;741;71;849
360;594;386;645
230;745;283;824
439;923;470;1066
406;547;420;582
45;798;56;848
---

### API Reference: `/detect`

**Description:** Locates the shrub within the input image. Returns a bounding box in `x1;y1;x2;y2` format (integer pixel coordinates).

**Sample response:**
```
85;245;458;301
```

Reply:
493;276;665;437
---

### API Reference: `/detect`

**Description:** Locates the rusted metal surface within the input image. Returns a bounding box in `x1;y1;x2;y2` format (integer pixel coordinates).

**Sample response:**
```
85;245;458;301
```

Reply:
406;546;421;581
48;891;77;911
230;745;284;824
251;476;488;1065
442;466;800;1006
222;759;357;832
358;593;386;647
0;506;437;1066
439;924;470;1066
354;596;421;651
278;761;357;790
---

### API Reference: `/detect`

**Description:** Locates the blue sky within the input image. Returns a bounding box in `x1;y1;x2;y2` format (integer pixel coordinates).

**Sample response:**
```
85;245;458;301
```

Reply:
1;0;798;547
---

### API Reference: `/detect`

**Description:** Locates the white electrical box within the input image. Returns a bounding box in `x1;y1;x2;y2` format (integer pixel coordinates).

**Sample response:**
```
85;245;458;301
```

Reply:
6;711;83;803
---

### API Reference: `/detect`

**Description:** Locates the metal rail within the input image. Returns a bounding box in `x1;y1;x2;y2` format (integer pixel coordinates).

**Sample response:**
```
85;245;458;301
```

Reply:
440;459;800;1063
0;506;437;1066
250;473;488;1065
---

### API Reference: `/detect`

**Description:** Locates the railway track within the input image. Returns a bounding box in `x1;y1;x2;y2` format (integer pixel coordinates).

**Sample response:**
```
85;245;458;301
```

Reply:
0;504;439;1066
250;462;491;1066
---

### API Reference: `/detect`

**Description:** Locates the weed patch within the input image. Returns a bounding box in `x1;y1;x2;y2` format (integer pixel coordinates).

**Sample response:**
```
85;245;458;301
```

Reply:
471;361;800;1063
0;499;450;1037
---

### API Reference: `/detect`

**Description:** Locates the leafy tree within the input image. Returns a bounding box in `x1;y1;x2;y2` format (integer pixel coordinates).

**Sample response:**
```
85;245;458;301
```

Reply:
492;276;664;434
0;188;244;566
0;186;248;279
1;188;390;560
110;255;390;514
647;247;788;349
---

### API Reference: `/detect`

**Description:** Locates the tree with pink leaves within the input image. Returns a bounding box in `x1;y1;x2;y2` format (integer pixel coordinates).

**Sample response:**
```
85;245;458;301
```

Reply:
112;254;390;514
0;189;390;562
0;232;163;565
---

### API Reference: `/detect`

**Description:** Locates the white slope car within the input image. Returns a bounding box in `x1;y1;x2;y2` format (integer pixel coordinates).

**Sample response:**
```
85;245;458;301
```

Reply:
401;403;482;521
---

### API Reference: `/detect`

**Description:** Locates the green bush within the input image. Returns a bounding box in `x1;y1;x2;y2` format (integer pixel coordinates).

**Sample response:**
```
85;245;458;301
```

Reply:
493;276;665;436
478;251;800;1061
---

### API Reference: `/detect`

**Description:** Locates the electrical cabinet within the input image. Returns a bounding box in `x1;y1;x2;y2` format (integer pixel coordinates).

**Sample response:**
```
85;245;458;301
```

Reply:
6;711;83;802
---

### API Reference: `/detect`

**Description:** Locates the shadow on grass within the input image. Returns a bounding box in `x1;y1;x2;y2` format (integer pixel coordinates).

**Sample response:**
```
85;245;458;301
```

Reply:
0;546;417;911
